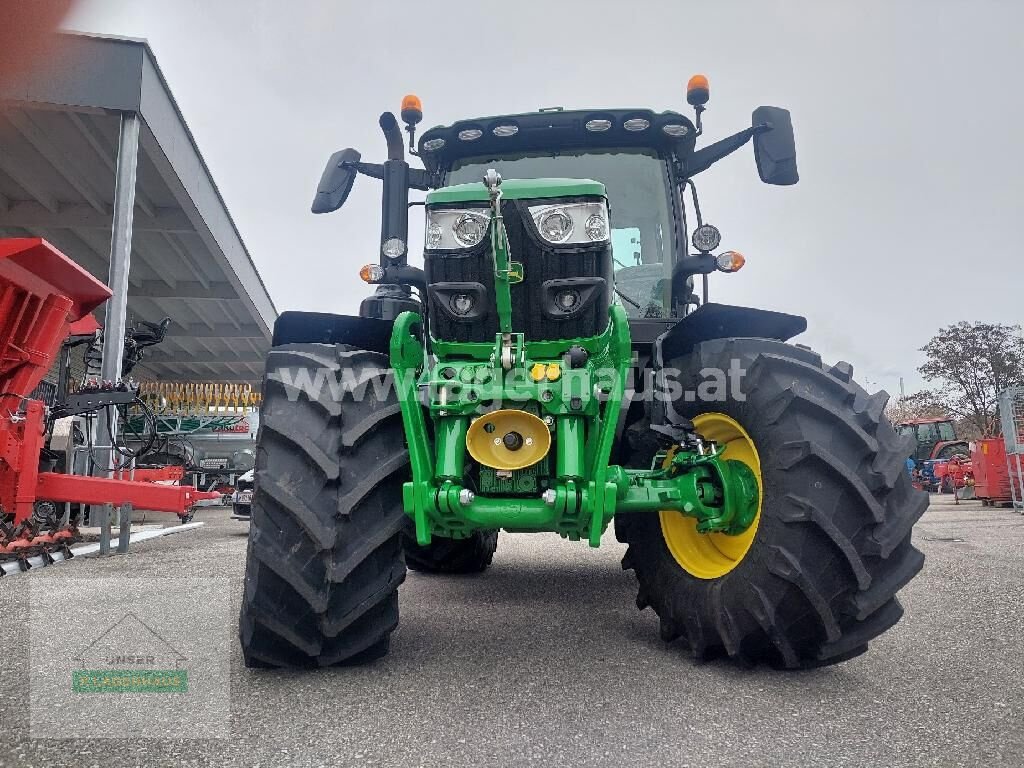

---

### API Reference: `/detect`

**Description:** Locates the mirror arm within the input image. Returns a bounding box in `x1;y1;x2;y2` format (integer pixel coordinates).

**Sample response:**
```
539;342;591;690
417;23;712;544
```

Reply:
686;125;767;177
354;161;385;180
673;252;717;278
670;252;717;299
372;264;425;292
408;168;431;191
353;162;430;191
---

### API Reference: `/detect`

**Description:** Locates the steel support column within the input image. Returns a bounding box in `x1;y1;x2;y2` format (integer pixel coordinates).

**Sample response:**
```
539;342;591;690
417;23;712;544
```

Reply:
93;112;140;499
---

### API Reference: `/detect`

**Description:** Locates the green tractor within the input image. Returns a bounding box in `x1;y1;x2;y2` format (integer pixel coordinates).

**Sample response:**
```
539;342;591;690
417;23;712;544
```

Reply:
239;79;927;669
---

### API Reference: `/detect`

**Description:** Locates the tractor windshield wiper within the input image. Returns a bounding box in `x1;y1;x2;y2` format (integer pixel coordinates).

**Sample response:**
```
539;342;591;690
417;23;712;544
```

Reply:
614;287;643;310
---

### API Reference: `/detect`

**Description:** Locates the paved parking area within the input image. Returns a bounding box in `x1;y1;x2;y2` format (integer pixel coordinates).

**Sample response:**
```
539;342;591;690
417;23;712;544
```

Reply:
1;495;1022;767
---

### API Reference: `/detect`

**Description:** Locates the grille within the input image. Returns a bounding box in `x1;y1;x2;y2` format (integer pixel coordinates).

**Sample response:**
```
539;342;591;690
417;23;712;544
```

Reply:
426;199;612;343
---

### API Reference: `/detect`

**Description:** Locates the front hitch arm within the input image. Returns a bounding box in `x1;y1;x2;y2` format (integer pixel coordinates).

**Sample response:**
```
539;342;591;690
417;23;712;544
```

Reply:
671;450;760;535
613;447;759;536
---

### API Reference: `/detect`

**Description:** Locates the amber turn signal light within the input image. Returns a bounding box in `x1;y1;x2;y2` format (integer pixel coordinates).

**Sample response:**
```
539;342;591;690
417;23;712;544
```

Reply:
360;264;385;283
715;251;745;273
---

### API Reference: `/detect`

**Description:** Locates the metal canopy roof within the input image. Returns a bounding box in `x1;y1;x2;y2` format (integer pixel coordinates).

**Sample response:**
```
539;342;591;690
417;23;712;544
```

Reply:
0;32;276;383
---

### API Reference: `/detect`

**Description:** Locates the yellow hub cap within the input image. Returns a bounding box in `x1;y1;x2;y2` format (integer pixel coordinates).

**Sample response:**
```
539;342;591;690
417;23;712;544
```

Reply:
659;413;762;579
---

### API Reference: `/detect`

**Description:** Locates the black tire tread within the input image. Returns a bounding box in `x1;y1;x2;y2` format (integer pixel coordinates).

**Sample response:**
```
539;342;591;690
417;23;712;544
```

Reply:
403;530;499;574
239;343;409;668
621;338;927;668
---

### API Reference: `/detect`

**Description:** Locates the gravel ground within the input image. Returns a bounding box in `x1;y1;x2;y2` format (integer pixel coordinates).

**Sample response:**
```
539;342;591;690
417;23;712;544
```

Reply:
1;495;1022;767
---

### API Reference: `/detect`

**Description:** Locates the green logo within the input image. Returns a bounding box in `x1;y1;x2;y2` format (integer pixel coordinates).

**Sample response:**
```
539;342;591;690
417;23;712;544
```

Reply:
72;670;188;693
72;612;188;694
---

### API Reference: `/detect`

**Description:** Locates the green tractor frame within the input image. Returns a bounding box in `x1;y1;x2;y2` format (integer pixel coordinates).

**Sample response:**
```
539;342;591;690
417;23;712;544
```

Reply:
240;78;927;669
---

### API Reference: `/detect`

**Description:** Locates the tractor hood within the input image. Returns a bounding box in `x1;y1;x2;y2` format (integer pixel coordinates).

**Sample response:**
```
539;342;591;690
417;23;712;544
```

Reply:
425;177;606;205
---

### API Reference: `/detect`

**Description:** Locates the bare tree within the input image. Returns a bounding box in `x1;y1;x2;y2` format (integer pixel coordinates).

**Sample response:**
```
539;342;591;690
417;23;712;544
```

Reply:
917;322;1024;437
885;391;946;427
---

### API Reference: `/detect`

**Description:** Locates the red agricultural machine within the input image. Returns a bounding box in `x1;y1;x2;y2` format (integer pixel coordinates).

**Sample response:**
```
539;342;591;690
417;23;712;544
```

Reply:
897;417;970;465
0;238;219;573
971;438;1021;506
932;455;973;495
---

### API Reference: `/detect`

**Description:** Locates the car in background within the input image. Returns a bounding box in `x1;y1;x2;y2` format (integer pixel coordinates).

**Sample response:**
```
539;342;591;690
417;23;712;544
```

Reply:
231;469;254;520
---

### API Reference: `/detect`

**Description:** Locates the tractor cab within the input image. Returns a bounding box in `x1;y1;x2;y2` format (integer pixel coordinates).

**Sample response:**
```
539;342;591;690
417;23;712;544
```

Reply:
293;80;799;352
442;143;677;321
897;417;968;463
418;109;697;326
414;104;787;342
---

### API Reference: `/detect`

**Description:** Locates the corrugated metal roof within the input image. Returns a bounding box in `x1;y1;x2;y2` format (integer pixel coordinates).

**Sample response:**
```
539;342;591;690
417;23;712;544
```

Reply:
0;32;275;384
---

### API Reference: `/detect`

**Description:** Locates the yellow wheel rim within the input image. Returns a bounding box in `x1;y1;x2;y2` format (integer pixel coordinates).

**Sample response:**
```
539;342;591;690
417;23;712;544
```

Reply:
658;413;762;579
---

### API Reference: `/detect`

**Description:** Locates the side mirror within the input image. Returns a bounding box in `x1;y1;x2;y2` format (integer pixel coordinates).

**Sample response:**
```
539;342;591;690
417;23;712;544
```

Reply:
311;148;361;213
752;107;798;186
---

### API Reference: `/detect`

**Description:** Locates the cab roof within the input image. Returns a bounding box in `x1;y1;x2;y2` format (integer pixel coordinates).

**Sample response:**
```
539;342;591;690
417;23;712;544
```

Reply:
417;108;697;174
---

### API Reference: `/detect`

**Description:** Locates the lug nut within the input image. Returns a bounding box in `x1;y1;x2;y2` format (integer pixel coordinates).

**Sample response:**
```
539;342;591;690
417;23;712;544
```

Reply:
542;489;557;506
459;489;475;506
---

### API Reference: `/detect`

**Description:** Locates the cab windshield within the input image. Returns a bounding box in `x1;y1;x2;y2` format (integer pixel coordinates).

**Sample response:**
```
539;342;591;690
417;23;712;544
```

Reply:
447;148;676;318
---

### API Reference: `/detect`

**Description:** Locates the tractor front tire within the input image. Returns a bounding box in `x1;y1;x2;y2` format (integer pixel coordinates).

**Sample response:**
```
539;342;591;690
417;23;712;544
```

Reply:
621;338;927;668
403;530;498;574
239;344;409;668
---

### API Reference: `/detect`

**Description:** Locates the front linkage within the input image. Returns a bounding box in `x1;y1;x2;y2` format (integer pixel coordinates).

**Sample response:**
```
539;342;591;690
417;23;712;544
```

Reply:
390;173;758;549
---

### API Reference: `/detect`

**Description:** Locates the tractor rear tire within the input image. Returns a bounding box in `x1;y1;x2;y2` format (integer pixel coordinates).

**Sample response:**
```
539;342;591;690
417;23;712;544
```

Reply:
403;530;498;574
239;344;409;668
621;338;927;668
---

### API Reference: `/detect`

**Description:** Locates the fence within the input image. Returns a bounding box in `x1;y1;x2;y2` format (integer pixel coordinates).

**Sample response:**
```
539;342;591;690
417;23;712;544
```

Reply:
999;387;1024;511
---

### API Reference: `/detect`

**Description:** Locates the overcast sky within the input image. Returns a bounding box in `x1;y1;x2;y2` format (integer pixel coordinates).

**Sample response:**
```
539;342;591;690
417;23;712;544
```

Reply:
64;0;1023;396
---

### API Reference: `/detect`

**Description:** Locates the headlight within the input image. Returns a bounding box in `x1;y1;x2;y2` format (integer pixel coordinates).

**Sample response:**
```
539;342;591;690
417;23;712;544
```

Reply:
554;289;580;311
453;213;489;247
528;201;610;246
424;208;490;250
538;209;574;243
450;293;475;315
426;222;443;249
691;224;721;253
585;213;607;241
381;237;406;259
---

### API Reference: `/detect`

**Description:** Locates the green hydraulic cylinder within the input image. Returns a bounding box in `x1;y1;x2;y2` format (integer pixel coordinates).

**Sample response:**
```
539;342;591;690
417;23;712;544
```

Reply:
556;416;584;479
435;416;468;480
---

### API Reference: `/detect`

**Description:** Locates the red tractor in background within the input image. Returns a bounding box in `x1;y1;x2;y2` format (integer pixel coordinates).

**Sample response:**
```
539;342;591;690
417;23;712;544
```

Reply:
897;417;971;464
